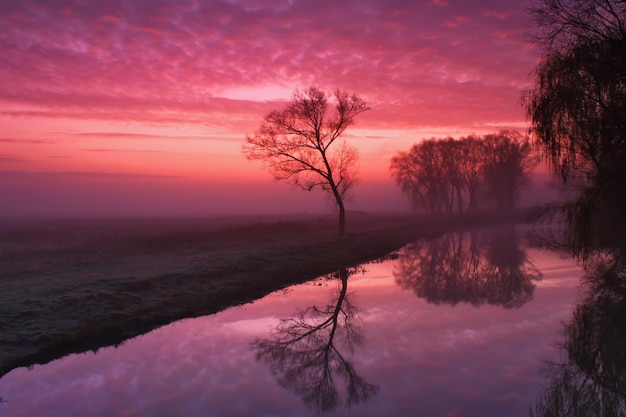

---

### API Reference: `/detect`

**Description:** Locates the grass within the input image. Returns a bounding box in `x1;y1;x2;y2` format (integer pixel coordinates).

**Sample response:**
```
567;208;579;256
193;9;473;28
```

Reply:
0;211;526;377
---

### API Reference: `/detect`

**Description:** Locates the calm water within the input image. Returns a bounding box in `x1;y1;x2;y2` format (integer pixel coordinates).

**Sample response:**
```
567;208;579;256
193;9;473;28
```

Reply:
0;227;583;417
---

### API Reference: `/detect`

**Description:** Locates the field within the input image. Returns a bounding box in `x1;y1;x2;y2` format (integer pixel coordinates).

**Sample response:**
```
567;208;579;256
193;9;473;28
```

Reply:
0;212;522;377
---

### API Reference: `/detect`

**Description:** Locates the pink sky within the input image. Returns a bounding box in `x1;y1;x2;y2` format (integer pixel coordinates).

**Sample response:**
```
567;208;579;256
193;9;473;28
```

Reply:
0;0;543;216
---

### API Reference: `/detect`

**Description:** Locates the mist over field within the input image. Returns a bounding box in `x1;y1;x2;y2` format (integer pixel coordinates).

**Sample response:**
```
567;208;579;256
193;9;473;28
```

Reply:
0;171;558;217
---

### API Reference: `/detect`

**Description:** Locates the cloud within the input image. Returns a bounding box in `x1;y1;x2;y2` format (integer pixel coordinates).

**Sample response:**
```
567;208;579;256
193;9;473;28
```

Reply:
82;148;169;153
0;170;182;180
0;0;535;130
0;138;54;144
76;132;174;139
0;154;29;163
74;132;242;142
0;0;541;216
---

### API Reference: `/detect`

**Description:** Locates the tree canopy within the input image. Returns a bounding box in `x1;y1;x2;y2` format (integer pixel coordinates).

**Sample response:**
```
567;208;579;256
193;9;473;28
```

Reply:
390;131;537;214
243;87;369;236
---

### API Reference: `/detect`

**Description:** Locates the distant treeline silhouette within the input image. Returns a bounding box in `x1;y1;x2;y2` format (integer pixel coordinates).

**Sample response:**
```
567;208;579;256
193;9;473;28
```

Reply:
390;130;538;214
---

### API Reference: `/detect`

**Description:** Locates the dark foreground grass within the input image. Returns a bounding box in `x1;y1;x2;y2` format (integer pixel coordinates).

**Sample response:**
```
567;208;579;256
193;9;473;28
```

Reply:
0;211;526;377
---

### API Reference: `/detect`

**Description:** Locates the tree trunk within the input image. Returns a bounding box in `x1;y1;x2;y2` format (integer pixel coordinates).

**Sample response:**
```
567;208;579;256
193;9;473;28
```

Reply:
337;198;346;237
327;175;346;237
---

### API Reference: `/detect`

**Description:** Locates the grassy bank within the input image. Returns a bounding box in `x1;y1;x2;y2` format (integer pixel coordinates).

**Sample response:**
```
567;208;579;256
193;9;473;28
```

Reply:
0;211;525;377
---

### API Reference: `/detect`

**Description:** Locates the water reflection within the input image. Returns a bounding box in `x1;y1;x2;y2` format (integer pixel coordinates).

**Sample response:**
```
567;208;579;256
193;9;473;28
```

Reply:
394;226;541;308
532;249;626;416
0;228;583;416
530;172;626;416
253;267;379;413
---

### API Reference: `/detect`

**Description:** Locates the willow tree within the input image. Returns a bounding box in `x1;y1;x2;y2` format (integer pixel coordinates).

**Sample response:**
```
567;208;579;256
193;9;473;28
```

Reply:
525;0;626;252
526;0;626;187
243;87;369;236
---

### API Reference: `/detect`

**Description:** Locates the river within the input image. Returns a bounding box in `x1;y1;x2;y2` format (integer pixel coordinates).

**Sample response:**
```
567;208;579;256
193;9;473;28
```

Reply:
0;226;583;416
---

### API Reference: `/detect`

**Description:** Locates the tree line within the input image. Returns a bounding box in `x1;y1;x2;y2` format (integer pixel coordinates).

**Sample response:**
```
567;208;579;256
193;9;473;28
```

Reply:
389;131;538;215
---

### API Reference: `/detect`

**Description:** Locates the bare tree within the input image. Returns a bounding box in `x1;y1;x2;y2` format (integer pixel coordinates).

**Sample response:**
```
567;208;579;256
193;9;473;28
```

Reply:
457;136;485;213
389;139;453;214
529;0;626;51
243;87;369;236
481;131;539;213
390;132;537;214
441;138;466;213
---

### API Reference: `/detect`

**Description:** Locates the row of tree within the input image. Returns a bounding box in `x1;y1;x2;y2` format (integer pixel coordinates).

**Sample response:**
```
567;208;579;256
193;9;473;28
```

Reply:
389;131;538;214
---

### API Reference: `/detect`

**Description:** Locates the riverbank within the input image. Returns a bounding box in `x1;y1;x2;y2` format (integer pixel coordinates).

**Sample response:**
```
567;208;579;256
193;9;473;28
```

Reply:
0;212;525;377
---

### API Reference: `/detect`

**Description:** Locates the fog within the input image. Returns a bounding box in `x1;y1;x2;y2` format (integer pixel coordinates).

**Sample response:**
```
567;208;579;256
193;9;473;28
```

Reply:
0;172;409;217
0;171;560;218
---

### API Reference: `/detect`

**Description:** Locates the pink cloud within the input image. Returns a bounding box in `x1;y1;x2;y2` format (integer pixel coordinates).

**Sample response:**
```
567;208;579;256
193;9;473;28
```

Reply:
0;0;533;123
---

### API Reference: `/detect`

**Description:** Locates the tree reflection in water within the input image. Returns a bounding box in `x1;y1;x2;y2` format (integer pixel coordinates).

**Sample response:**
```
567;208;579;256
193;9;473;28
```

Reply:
253;267;378;413
393;226;541;308
529;175;626;415
532;250;626;417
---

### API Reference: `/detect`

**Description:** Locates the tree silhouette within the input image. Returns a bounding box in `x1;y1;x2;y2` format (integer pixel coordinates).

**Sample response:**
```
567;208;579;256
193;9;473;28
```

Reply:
525;2;626;401
390;132;537;214
253;268;378;412
456;136;485;213
393;228;541;309
389;139;449;213
481;131;539;213
243;87;369;236
525;0;626;255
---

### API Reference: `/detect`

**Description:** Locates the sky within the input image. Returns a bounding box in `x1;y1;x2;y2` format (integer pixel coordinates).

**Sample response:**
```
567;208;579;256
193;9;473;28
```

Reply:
0;0;543;216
